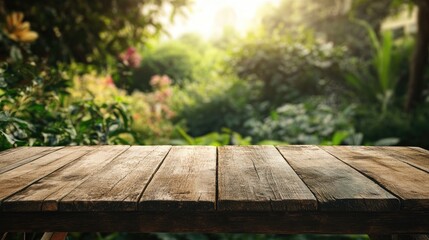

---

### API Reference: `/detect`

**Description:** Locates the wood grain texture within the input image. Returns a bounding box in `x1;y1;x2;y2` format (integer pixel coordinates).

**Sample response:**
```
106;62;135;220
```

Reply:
277;145;400;211
0;146;95;205
380;147;429;173
410;147;429;154
0;211;428;234
218;145;317;211
139;146;216;211
0;147;63;174
2;145;129;212
322;146;429;211
0;146;23;156
60;146;171;211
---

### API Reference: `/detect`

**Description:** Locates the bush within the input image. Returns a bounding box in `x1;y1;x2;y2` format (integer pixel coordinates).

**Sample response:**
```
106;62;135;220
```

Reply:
355;105;429;149
129;41;200;91
245;101;360;145
232;32;346;105
70;74;176;145
170;75;256;136
343;24;413;112
0;64;132;149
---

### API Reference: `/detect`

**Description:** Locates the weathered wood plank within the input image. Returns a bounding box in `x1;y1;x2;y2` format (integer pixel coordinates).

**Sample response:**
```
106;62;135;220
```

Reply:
410;147;429;154
277;145;400;211
322;146;429;211
60;146;171;211
0;147;63;174
367;146;429;173
379;147;429;173
139;146;216;211
0;146;24;156
2;145;129;212
218;145;317;211
0;146;95;205
1;211;428;234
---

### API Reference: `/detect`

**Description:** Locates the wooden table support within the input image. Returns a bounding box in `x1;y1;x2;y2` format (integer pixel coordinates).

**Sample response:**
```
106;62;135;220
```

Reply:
0;145;428;236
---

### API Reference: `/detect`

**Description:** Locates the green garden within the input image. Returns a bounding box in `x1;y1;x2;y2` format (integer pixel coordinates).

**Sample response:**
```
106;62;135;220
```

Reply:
0;0;428;239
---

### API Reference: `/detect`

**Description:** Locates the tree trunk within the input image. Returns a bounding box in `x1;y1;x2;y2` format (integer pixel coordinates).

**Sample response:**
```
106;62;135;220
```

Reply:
405;1;429;111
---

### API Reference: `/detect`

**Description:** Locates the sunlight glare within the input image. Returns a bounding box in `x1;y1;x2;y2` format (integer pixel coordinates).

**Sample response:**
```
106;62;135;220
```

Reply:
168;0;281;39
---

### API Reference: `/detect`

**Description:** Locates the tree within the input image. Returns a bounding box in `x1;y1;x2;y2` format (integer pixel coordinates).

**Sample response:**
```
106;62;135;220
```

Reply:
0;0;190;66
405;0;429;111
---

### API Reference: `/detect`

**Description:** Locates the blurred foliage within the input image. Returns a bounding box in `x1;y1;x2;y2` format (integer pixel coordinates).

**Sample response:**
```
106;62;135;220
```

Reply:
232;31;346;105
70;74;176;145
0;61;132;149
260;0;403;58
2;0;190;66
123;34;225;92
344;23;413;112
171;127;252;146
244;101;362;145
129;41;199;91
171;74;256;136
355;104;429;149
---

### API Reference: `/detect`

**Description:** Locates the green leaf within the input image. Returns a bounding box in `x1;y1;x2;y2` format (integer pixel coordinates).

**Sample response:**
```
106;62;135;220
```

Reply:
374;138;400;146
1;131;17;145
10;46;23;62
175;126;195;145
331;131;350;145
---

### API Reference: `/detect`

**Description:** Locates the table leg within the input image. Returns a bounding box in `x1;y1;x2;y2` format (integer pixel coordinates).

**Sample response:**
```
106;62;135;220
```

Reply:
40;232;68;240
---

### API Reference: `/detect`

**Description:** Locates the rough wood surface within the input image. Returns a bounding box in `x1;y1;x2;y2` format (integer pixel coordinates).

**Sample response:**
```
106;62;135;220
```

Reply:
2;146;129;211
218;145;317;211
0;145;428;233
376;147;429;173
0;147;62;174
60;146;171;211
0;146;95;205
0;146;24;156
322;146;429;211
139;146;217;211
277;145;400;211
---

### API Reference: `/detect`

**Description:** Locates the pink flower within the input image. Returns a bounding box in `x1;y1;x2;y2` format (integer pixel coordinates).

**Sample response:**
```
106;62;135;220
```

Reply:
105;75;116;87
119;47;142;68
150;75;172;88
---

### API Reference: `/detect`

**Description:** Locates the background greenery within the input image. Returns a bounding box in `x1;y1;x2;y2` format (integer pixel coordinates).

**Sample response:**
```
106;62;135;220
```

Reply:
1;0;429;239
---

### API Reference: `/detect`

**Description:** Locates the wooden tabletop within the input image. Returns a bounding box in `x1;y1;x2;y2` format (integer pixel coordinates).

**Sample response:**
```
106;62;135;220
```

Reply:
0;145;428;234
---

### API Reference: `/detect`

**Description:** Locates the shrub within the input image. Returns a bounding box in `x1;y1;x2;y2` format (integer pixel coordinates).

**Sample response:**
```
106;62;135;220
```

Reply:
245;101;360;145
70;74;176;145
343;23;413;112
232;32;346;105
0;64;133;149
354;105;429;149
129;41;199;91
170;75;256;136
